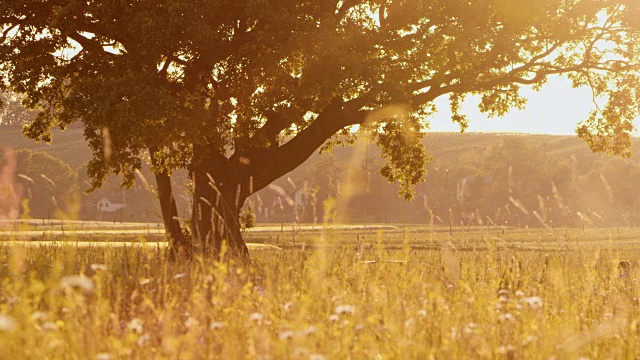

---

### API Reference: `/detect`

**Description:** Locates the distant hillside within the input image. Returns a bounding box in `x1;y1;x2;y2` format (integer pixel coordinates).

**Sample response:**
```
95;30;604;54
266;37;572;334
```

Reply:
5;125;640;171
0;126;91;169
4;125;640;226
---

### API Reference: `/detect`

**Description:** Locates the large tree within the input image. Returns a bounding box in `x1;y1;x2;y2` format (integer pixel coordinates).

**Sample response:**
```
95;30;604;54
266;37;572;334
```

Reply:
1;0;639;261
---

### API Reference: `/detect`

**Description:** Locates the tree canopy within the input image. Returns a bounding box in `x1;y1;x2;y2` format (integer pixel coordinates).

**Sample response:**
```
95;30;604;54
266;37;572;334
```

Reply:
1;0;639;258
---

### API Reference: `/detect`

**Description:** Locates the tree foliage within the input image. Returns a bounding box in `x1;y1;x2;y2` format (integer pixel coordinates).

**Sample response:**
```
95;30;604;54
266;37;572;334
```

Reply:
1;0;639;256
0;91;36;126
0;149;79;218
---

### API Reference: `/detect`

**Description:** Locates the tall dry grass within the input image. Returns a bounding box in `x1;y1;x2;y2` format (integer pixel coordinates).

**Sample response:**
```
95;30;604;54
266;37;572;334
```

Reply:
0;237;638;359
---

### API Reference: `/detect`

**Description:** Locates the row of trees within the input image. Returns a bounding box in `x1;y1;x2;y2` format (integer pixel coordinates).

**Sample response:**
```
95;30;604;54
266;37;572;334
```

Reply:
0;148;166;222
4;135;640;232
0;149;77;219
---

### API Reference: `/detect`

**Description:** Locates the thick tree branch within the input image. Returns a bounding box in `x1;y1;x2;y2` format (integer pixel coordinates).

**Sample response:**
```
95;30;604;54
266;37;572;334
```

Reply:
64;31;119;58
0;24;19;43
337;0;363;18
249;110;291;147
250;99;366;192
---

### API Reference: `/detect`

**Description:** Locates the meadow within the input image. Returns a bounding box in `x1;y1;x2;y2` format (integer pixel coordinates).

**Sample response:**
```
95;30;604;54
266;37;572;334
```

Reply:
1;223;640;359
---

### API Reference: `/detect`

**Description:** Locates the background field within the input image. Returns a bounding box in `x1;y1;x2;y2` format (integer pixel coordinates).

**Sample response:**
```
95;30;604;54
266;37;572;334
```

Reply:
2;225;640;359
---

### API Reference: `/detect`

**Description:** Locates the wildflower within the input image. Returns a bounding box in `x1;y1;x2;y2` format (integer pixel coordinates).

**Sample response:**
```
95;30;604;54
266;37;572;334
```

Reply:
404;319;415;329
137;334;151;347
335;304;355;315
31;311;47;321
184;317;200;329
302;326;317;336
498;289;510;296
515;290;525;297
521;296;543;310
328;314;339;323
209;321;224;330
463;322;479;334
6;296;19;305
417;309;427;318
0;314;16;332
249;312;264;325
41;322;58;331
499;313;516;322
95;353;111;360
354;324;364;332
283;301;293;312
90;264;108;271
173;273;186;280
61;275;95;294
278;330;294;340
293;348;309;357
522;335;538;346
498;345;515;355
127;318;144;334
139;278;152;286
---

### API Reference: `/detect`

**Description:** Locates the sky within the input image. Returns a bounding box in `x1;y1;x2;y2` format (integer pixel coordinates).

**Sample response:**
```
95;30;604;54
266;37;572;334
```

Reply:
427;76;600;135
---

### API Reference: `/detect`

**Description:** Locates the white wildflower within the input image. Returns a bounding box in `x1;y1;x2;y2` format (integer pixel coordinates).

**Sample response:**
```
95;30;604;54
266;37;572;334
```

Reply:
173;273;186;279
185;317;200;329
404;319;415;329
209;321;224;330
293;347;309;357
6;296;19;305
522;335;538;346
302;326;317;336
515;290;525;297
417;309;427;318
498;345;515;354
90;264;108;271
41;322;58;331
61;275;95;294
127;318;144;334
249;312;264;325
521;296;543;310
499;313;516;322
95;353;111;360
279;330;294;340
463;322;479;334
354;324;364;332
328;314;339;323
137;334;151;347
335;304;355;315
283;301;293;312
0;314;16;332
31;311;47;321
139;278;152;286
498;289;510;296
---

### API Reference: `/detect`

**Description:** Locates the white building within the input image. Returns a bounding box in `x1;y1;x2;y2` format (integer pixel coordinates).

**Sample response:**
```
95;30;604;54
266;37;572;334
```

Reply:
96;197;127;212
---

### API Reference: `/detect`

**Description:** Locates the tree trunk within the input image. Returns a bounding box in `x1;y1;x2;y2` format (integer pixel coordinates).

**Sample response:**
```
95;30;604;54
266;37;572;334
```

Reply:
155;170;191;259
190;146;250;262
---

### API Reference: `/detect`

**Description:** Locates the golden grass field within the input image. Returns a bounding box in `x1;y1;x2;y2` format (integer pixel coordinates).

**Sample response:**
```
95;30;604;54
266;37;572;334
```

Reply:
1;223;640;359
